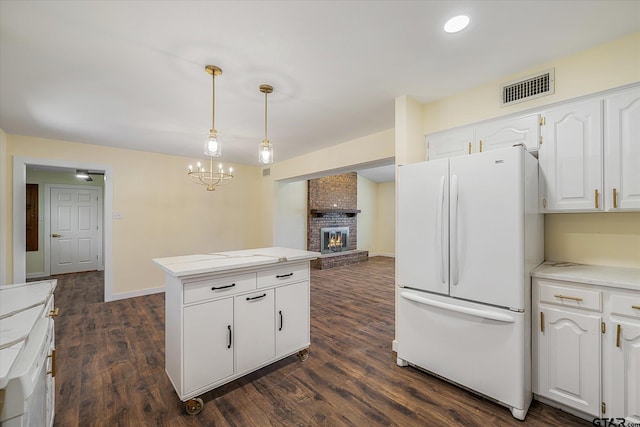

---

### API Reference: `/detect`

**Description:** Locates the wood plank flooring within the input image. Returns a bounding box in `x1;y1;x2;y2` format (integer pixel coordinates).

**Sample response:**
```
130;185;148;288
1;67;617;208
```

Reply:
51;257;588;426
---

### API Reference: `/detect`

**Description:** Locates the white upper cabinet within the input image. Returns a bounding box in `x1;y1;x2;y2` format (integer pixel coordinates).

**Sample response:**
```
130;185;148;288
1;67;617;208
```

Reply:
539;99;603;212
426;126;474;160
605;87;640;211
475;114;540;153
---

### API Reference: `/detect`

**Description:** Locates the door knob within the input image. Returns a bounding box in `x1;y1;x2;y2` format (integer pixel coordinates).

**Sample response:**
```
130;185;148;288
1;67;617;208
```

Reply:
51;233;61;238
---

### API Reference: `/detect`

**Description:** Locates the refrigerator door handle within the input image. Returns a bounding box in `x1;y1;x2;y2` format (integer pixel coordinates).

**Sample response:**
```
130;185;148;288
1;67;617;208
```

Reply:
400;291;516;323
450;174;459;285
436;175;446;284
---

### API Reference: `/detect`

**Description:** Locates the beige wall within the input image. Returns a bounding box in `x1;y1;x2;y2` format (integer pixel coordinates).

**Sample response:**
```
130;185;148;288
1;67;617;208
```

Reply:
272;180;307;250
4;134;266;297
419;32;640;268
545;213;640;268
357;176;396;256
375;181;395;256
357;175;377;252
0;128;7;285
423;32;640;133
25;168;105;275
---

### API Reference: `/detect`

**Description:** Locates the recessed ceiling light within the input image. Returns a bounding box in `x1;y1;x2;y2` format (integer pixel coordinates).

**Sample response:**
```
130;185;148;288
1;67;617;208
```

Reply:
444;15;470;33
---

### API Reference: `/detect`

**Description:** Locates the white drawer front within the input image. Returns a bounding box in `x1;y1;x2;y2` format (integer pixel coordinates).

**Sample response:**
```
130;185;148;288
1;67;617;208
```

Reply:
538;280;602;312
257;262;309;289
609;293;640;320
184;273;256;304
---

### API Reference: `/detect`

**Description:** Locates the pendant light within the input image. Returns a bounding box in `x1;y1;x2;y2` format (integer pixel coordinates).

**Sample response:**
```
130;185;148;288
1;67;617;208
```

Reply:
258;84;274;164
187;65;233;191
204;65;222;157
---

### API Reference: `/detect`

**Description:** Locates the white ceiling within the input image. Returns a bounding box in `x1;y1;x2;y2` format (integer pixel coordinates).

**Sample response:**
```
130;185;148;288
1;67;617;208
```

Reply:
1;1;638;168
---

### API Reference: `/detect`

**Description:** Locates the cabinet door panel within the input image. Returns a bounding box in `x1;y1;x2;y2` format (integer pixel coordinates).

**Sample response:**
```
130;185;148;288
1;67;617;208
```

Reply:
476;114;540;153
607;321;640;423
538;307;601;416
235;290;275;373
183;298;234;393
540;99;603;211
276;281;309;356
426;126;474;160
605;88;640;211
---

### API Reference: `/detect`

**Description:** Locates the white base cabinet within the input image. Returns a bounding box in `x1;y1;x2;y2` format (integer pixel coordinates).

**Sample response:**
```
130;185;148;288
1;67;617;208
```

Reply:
155;248;317;415
533;264;640;423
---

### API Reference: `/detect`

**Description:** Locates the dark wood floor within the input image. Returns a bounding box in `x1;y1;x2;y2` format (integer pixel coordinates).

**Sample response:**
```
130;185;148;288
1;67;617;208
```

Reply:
51;257;588;426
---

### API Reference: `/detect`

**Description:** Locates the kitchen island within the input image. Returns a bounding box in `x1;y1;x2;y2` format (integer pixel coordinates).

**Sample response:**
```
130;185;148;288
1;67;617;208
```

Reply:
153;247;319;415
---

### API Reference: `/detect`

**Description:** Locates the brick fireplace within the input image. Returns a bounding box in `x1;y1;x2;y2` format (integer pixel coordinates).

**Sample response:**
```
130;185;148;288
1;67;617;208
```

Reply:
307;173;368;269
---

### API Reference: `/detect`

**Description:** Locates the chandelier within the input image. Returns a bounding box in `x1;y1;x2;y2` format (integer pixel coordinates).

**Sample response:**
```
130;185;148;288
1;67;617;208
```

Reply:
258;84;274;164
188;65;233;191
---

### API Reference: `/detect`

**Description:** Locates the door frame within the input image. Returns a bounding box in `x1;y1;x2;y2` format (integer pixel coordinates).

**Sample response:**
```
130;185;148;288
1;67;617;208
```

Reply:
45;184;104;277
13;156;114;302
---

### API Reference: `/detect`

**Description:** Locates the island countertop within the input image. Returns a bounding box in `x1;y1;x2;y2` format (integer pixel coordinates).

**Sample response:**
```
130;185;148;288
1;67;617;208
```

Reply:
152;247;320;277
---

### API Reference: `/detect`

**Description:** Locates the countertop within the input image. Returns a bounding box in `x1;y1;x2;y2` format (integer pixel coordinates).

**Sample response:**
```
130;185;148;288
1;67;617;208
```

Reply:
153;247;320;277
532;262;640;292
0;279;57;388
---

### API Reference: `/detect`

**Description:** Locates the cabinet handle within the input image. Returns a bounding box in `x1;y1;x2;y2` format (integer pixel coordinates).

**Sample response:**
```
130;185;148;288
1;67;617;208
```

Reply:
540;312;544;333
632;305;640;310
468;142;472;155
279;310;283;331
554;294;583;302
613;188;618;208
47;349;56;377
595;189;599;209
276;273;293;279
212;283;235;291
246;293;267;301
616;324;621;348
479;140;483;152
48;307;59;318
227;325;232;349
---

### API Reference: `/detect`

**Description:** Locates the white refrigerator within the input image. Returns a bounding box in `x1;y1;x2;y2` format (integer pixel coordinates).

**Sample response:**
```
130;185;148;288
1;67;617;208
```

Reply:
396;145;543;420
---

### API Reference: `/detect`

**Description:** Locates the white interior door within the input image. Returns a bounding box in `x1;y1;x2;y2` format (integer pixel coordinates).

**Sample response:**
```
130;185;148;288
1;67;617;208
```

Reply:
397;159;449;295
50;186;101;275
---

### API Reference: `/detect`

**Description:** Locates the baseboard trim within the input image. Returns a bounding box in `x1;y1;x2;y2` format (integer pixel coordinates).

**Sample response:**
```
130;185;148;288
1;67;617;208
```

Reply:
26;272;48;280
369;252;395;258
392;339;398;352
111;286;165;301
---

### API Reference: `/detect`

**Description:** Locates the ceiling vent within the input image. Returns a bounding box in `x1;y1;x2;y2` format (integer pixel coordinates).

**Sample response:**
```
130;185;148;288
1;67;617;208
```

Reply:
501;68;554;107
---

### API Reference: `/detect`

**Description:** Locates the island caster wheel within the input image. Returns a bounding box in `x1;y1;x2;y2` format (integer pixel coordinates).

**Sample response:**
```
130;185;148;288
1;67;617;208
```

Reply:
297;349;309;361
185;397;204;415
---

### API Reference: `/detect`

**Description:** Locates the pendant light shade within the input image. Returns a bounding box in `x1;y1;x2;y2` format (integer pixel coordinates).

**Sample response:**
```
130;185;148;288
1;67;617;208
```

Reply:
258;84;274;164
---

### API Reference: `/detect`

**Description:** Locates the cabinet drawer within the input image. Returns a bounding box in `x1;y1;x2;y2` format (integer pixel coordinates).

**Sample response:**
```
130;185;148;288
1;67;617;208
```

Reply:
184;273;256;304
538;280;602;312
257;262;309;289
609;293;640;319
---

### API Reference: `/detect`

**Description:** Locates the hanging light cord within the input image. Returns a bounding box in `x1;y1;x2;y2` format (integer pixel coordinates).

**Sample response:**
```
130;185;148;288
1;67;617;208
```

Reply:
211;72;216;131
264;89;268;142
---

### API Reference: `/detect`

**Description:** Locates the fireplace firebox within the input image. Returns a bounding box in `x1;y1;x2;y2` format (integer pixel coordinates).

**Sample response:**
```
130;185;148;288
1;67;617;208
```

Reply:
320;227;349;254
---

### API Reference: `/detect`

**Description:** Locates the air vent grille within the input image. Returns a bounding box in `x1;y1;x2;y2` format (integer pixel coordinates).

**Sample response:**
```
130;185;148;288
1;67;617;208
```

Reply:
262;168;271;177
501;68;554;106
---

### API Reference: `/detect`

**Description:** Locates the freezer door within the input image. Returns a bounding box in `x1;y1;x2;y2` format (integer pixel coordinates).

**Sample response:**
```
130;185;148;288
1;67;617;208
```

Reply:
397;159;449;295
449;147;526;309
397;290;530;418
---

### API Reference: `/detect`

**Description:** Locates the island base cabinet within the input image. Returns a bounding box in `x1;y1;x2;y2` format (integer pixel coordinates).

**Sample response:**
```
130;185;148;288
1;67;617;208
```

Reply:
183;298;234;393
235;290;276;373
605;321;640;423
276;281;310;356
537;307;601;417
